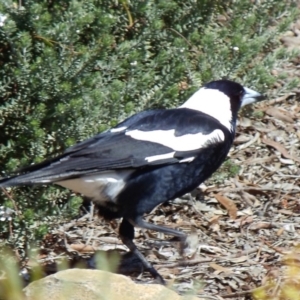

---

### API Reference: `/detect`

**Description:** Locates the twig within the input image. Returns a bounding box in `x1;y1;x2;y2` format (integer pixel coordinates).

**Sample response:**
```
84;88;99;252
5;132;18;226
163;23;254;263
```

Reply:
264;93;295;105
166;28;195;49
156;258;213;269
232;132;260;153
33;34;81;54
121;0;133;27
156;248;258;269
1;188;22;220
260;238;287;255
272;276;281;297
220;285;271;298
206;186;300;194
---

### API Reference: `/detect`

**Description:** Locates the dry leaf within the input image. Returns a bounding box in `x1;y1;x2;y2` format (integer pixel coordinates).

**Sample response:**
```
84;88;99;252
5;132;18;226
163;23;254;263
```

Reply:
210;222;220;232
234;134;251;144
234;216;254;226
276;228;285;236
209;215;220;232
250;222;272;230
210;262;232;274
262;137;300;163
278;209;297;215
265;107;294;123
215;193;238;219
236;132;260;151
209;215;221;223
69;244;96;253
238;117;252;127
229;256;249;263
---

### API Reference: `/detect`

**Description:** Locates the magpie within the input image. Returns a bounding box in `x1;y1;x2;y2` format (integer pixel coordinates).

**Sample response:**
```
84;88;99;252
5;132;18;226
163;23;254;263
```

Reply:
0;79;265;284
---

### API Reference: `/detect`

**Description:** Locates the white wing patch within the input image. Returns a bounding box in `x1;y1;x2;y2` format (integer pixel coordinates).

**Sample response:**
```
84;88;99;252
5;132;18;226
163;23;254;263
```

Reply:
145;151;175;163
126;129;224;152
110;126;127;133
180;88;233;131
56;170;133;204
179;157;195;163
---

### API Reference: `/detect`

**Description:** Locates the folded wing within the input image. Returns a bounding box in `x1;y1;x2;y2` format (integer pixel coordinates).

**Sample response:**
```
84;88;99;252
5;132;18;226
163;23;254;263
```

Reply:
0;108;228;187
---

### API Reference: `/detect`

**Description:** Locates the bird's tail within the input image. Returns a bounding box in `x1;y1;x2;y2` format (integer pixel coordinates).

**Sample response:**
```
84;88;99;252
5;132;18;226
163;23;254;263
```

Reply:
0;155;65;188
0;173;45;188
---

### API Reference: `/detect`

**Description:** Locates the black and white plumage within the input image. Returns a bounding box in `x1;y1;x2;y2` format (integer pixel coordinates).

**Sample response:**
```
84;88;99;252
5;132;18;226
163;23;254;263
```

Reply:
0;79;265;283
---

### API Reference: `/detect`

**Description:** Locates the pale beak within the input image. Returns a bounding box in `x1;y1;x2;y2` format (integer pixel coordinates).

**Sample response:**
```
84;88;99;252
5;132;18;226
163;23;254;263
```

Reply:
241;87;266;107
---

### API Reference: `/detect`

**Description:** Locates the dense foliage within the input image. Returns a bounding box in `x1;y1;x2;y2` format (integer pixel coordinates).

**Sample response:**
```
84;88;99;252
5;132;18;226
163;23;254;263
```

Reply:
0;0;298;252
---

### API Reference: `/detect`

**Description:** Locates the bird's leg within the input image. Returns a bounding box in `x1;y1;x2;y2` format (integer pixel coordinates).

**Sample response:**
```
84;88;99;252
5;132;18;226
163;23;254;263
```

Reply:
119;218;165;285
129;217;188;255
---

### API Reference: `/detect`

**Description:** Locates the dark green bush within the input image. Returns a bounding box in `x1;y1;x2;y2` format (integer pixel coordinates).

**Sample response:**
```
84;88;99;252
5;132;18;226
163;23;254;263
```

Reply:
0;0;298;252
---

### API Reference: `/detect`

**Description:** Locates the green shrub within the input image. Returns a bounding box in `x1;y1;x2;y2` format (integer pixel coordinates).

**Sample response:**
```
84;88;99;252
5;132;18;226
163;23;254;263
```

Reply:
210;158;241;184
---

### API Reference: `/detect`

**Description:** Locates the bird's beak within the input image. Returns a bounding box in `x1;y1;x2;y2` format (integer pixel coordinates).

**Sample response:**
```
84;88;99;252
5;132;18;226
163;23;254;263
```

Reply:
241;87;266;107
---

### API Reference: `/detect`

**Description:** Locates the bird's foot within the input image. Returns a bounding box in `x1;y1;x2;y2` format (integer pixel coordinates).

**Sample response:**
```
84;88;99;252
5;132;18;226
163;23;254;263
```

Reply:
147;266;166;285
179;234;198;257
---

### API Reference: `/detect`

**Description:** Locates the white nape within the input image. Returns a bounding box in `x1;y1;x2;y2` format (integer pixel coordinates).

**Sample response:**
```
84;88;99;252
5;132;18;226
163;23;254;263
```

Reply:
126;129;224;152
56;170;133;203
180;87;233;131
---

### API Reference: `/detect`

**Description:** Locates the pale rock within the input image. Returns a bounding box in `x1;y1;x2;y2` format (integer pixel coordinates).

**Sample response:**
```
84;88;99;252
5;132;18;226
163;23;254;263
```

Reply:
23;269;202;300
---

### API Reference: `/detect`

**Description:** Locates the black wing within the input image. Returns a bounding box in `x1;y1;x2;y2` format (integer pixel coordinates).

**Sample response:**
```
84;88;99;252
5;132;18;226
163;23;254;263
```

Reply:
0;108;230;186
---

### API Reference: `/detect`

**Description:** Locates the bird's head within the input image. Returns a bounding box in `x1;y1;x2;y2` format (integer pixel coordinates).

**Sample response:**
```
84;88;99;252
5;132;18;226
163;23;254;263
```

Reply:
204;79;265;112
180;79;265;132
